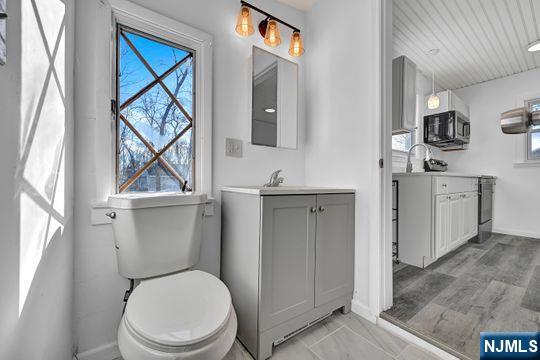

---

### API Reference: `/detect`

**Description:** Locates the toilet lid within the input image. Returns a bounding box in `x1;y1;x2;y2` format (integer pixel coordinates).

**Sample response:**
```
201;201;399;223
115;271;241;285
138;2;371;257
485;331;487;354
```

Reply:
125;270;232;347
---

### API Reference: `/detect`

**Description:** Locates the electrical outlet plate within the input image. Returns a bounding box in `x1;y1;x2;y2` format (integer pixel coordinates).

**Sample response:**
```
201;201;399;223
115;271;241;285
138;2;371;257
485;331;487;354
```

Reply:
225;138;243;158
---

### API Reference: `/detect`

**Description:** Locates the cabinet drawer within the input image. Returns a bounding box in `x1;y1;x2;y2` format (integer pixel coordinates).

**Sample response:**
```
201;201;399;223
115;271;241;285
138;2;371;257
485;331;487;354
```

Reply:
434;177;479;194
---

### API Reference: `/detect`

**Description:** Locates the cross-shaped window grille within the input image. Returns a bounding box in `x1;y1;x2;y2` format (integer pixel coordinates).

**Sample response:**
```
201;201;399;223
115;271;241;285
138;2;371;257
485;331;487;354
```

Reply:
116;26;194;193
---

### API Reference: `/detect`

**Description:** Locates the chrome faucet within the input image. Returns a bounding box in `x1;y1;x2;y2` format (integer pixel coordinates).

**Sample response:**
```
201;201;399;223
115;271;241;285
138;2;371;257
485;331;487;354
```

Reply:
264;169;284;187
406;144;433;173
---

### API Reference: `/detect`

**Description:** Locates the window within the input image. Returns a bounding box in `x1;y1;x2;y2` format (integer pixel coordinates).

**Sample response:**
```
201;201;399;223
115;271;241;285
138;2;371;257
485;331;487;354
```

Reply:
116;26;194;193
527;99;540;161
392;132;413;153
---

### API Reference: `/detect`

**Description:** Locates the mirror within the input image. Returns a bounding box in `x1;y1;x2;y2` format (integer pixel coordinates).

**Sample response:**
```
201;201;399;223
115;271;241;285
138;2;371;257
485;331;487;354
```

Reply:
252;47;298;149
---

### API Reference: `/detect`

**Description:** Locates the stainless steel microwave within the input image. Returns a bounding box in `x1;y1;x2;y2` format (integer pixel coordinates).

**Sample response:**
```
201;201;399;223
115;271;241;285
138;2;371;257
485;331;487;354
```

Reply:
424;110;470;149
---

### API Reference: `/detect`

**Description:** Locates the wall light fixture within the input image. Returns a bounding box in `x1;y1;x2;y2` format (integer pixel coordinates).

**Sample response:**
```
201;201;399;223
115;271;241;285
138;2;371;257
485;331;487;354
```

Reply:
235;1;304;57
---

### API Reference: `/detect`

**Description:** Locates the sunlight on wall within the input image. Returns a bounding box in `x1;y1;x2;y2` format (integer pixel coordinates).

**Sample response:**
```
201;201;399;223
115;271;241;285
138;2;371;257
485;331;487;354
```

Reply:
18;0;66;314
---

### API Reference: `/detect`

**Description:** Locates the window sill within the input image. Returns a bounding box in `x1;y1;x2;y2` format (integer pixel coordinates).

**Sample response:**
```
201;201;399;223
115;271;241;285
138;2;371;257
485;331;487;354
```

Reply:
90;197;215;226
514;161;540;168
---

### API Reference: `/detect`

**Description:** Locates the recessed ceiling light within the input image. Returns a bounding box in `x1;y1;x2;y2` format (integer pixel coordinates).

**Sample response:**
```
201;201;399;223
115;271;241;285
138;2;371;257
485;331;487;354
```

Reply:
527;40;540;52
426;48;440;56
264;108;276;113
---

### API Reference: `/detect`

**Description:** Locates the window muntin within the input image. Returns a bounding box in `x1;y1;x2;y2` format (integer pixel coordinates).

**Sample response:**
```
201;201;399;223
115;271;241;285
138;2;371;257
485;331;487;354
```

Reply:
527;99;540;161
116;26;194;192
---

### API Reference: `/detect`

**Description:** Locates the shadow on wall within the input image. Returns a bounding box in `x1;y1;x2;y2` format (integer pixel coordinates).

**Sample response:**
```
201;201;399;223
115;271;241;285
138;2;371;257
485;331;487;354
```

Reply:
1;0;73;359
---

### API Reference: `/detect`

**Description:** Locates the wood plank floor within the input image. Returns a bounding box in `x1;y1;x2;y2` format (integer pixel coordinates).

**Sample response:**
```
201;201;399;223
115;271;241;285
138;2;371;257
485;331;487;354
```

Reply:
383;233;540;359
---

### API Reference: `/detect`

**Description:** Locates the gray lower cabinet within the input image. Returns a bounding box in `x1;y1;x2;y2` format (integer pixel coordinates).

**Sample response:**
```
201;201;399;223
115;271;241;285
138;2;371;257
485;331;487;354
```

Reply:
222;190;355;360
260;195;316;331
314;194;355;307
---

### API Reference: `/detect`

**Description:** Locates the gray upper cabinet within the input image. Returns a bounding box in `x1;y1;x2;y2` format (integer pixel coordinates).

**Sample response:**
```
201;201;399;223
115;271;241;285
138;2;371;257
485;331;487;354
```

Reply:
221;188;355;360
260;195;316;331
392;55;417;134
315;194;355;307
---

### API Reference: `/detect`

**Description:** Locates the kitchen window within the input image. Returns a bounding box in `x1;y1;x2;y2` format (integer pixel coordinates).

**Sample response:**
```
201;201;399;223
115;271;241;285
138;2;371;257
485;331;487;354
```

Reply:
392;132;413;153
527;99;540;161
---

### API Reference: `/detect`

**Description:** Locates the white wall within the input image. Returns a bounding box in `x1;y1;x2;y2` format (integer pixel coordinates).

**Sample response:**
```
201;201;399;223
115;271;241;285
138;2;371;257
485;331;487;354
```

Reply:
0;0;75;359
304;0;383;318
447;68;540;238
74;0;306;356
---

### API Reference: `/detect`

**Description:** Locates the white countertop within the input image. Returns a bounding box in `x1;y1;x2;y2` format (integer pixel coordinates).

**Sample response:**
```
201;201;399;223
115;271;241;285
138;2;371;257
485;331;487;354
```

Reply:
393;172;486;178
222;186;356;195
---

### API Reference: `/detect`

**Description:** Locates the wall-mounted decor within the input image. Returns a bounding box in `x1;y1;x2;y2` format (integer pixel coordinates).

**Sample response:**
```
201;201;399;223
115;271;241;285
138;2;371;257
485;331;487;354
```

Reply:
0;0;6;65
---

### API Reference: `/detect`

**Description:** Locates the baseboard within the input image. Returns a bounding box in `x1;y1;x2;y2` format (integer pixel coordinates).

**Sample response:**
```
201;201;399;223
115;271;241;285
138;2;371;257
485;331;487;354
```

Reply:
377;318;459;360
77;341;120;360
493;228;540;240
350;298;377;324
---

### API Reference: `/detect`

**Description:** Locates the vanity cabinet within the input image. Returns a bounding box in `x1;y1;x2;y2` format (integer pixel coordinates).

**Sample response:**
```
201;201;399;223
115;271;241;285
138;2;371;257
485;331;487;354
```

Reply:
221;188;354;360
259;195;316;331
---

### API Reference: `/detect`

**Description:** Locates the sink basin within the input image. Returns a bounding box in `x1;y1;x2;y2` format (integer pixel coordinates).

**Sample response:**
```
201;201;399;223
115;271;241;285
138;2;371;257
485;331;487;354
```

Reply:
221;186;355;195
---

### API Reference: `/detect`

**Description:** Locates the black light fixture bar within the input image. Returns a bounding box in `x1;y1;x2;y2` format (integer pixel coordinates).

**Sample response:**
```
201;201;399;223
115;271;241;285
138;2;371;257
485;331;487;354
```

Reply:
240;0;300;33
0;13;7;19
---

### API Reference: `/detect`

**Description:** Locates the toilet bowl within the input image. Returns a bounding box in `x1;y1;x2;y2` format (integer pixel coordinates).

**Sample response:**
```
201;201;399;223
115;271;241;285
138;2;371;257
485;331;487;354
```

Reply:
117;270;237;360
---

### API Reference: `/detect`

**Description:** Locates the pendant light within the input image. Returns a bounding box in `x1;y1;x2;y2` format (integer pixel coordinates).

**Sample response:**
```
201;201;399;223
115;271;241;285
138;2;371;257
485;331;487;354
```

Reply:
264;19;281;47
289;31;304;57
527;40;540;52
427;70;440;110
235;5;254;37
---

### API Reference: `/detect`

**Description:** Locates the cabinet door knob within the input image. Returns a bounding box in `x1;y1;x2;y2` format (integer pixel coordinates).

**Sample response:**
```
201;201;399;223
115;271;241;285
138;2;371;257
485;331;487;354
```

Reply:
319;206;325;212
310;207;317;213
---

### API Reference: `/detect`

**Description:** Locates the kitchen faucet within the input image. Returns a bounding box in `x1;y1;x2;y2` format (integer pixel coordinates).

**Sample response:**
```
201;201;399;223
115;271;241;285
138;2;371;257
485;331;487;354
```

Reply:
264;169;284;187
406;144;433;173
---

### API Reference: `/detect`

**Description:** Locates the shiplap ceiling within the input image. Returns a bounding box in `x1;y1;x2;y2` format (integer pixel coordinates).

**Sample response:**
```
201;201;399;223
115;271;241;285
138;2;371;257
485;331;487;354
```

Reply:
393;0;540;90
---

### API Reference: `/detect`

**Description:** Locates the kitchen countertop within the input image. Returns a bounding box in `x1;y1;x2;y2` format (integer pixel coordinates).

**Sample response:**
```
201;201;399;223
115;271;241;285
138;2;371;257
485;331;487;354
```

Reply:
393;172;492;178
222;186;356;195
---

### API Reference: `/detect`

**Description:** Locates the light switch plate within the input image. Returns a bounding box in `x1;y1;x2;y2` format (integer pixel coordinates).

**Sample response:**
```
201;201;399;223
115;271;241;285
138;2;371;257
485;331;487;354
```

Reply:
225;138;243;158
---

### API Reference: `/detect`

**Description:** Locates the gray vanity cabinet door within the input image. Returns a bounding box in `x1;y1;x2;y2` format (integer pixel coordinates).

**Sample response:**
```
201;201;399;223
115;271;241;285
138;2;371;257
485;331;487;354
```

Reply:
259;195;316;331
314;194;355;307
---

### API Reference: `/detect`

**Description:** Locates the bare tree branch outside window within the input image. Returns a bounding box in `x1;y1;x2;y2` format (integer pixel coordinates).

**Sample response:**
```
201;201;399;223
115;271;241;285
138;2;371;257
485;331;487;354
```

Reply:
116;27;194;192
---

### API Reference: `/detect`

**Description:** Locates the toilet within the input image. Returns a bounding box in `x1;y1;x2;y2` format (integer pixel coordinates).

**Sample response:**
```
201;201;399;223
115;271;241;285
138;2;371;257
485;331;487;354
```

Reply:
107;192;237;360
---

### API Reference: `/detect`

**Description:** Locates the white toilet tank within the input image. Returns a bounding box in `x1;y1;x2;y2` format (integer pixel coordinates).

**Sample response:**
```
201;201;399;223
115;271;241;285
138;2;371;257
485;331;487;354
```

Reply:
107;192;207;279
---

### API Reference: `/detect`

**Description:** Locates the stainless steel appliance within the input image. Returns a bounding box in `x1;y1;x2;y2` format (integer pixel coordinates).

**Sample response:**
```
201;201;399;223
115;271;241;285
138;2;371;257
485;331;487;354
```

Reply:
424;110;470;150
475;176;496;243
500;107;540;134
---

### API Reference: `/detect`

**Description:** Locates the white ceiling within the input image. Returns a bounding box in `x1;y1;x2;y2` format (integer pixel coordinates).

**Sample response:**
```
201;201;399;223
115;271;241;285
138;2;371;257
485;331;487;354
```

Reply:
277;0;317;12
393;0;540;90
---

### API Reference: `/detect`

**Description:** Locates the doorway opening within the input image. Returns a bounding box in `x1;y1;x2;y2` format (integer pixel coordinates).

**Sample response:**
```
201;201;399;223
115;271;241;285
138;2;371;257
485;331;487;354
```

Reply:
379;1;540;359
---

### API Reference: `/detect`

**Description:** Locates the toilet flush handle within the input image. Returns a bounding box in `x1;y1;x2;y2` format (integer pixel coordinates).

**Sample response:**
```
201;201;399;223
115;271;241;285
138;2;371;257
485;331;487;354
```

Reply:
105;211;116;219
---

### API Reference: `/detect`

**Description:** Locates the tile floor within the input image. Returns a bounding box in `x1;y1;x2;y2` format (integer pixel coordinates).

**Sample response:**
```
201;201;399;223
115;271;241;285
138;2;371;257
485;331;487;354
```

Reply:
114;310;443;360
224;311;442;360
384;234;540;359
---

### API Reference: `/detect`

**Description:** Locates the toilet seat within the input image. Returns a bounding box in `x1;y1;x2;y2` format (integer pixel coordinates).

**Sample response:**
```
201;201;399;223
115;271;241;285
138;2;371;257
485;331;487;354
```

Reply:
124;270;233;351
